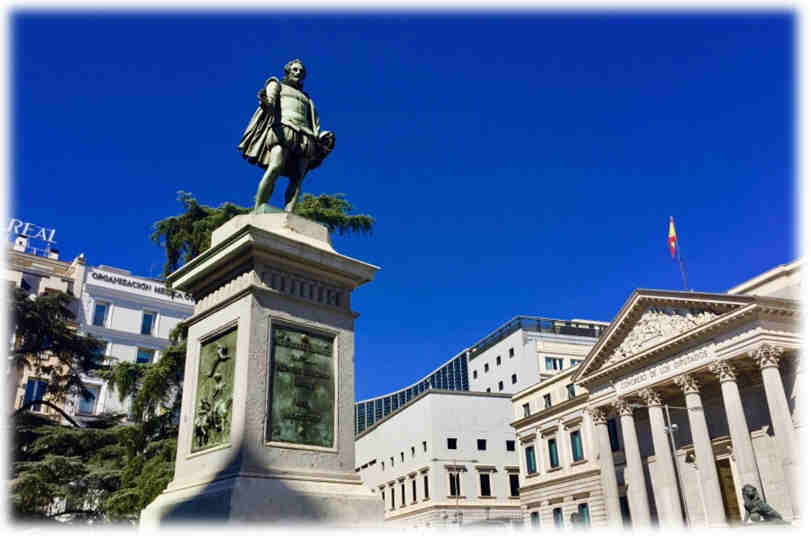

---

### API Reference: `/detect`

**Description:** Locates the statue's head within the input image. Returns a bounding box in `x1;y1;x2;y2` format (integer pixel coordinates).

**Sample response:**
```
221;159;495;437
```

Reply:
283;59;307;84
742;484;758;500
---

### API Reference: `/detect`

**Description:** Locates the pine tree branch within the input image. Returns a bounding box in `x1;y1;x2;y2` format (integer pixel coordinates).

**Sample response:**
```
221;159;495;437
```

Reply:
12;401;82;428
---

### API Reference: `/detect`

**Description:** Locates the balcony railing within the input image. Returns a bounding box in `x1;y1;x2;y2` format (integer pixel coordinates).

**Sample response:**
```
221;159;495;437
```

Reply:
468;316;606;360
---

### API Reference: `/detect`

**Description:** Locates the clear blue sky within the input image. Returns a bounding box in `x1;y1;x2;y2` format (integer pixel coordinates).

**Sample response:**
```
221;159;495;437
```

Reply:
10;12;795;401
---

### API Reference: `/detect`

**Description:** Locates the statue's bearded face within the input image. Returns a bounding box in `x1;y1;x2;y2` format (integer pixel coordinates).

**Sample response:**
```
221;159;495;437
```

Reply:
287;62;305;83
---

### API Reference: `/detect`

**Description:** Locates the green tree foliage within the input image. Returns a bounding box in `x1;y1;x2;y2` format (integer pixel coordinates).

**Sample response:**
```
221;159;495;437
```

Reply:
151;191;373;277
11;287;106;404
11;412;126;523
9;288;125;522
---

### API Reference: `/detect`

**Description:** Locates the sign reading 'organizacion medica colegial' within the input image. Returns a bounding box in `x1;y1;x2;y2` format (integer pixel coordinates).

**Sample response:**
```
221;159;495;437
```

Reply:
89;269;194;303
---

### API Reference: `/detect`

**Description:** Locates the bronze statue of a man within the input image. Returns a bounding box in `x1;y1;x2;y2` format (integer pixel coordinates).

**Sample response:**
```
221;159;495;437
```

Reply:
238;59;335;212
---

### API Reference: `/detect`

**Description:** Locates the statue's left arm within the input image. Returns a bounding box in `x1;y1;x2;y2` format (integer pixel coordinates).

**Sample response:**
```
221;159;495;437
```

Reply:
311;100;335;150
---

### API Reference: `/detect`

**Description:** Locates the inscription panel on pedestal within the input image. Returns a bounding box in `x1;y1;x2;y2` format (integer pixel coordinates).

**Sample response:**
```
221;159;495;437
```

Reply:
267;325;335;448
192;327;237;453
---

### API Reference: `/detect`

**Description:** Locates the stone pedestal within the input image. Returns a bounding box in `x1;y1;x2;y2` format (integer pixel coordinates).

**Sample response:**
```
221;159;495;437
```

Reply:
140;212;382;527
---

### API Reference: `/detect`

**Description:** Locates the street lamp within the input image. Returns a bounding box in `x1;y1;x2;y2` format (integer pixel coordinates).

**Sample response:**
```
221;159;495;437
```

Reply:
629;402;691;527
431;457;478;527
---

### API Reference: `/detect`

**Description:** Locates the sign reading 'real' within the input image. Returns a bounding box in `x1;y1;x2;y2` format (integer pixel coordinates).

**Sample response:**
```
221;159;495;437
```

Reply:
7;218;56;242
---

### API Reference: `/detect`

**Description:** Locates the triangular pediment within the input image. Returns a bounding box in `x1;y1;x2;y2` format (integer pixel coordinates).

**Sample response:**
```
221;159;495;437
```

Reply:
573;290;756;385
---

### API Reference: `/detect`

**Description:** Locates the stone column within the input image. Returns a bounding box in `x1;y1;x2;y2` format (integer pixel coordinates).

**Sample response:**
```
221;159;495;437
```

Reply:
708;359;764;504
613;398;651;527
749;344;799;519
674;373;727;527
588;406;623;528
638;388;683;527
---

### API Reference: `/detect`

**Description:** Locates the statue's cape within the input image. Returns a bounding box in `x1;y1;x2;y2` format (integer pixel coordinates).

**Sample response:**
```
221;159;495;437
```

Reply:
237;77;280;169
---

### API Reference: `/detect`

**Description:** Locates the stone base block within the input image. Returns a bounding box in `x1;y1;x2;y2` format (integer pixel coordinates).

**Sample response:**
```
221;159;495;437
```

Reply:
140;473;383;527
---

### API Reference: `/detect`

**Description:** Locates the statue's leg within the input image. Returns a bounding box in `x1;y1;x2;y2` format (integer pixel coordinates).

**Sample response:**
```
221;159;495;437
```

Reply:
253;145;286;210
283;158;310;213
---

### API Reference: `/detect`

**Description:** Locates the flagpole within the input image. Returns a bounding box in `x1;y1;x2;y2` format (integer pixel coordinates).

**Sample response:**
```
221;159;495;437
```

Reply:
669;216;689;290
676;241;689;291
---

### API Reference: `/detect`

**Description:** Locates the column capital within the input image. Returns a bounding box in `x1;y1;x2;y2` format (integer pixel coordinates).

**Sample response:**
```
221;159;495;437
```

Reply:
638;387;663;407
674;373;700;395
709;359;737;383
613;397;634;417
588;406;609;425
749;343;784;370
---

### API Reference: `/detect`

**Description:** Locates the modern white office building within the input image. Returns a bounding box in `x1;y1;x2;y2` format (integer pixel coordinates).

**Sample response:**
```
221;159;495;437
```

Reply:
467;316;608;395
355;351;469;436
354;316;607;436
355;389;522;527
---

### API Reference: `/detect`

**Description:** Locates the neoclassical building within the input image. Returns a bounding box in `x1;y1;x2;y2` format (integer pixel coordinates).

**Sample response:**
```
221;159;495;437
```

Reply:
512;261;802;528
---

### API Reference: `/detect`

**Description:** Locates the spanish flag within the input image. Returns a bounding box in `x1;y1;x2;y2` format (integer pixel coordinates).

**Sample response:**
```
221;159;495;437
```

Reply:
668;217;677;258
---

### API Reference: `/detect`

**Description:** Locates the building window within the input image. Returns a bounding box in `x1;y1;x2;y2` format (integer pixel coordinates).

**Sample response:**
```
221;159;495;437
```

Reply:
449;472;460;497
381;490;385;504
136;348;155;364
400;482;405;507
544;394;552;409
578;503;591;526
447;438;457;450
570;430;584;462
548;438;559;468
567;383;576;399
530;511;540;528
509;473;520;497
141;311;156;335
92;341;107;366
511;373;517;384
423;473;429;499
479;473;491;497
570;359;583;368
506;440;515;451
411;446;415;457
390;487;395;509
498;381;504;391
496;356;501;366
509;347;515;358
390;456;394;467
607;418;620;452
522;403;530;417
382;461;385;470
423;440;427;452
78;384;101;415
525;445;537;474
477;439;487;450
545;357;563;371
401;452;404;462
484;363;489;373
473;370;478;379
92;302;108;327
412;479;417;502
553;507;564;528
486;388;491;393
23;378;47;412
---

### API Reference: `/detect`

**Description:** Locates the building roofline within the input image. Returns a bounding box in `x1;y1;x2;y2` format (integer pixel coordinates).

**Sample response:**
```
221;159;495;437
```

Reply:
355;388;512;441
727;259;803;295
355;350;468;405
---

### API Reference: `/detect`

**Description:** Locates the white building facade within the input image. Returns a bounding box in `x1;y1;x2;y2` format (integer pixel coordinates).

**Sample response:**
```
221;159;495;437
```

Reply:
467;316;607;395
78;265;195;417
356;390;522;527
512;267;802;529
